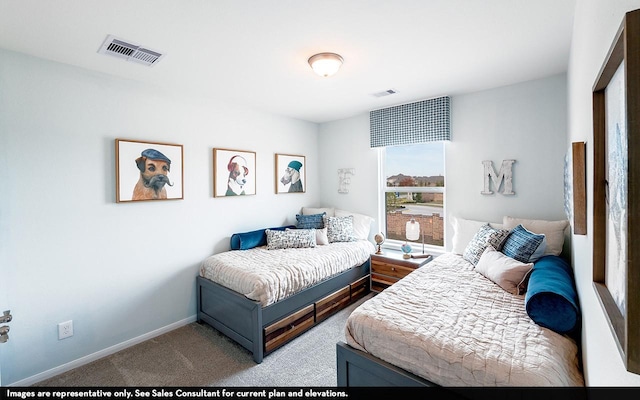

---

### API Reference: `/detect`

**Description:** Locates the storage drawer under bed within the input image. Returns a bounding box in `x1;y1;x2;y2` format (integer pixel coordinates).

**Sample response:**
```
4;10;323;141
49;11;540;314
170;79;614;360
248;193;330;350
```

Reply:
350;275;370;301
264;304;315;353
315;286;351;323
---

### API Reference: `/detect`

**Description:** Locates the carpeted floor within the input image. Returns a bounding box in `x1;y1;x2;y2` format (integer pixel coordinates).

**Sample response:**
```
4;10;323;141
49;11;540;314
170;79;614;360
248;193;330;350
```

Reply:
34;294;374;387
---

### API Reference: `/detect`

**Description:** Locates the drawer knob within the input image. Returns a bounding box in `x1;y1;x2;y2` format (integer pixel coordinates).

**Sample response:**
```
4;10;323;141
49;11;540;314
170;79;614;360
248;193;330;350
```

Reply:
391;267;396;271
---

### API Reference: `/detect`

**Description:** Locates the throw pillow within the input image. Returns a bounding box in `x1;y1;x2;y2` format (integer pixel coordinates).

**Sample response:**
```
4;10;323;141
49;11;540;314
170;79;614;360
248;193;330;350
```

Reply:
296;212;326;229
229;225;296;250
335;209;374;240
525;255;580;334
501;224;547;263
451;216;504;255
316;227;329;245
463;224;510;266
502;216;568;256
265;228;316;250
475;246;534;295
325;215;356;243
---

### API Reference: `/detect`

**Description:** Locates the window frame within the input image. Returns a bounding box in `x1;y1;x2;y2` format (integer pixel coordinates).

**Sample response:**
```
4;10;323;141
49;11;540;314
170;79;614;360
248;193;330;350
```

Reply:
377;144;446;254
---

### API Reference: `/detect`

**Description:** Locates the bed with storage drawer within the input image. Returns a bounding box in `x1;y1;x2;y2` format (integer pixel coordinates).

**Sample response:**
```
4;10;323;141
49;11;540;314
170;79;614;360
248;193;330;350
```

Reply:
337;216;585;387
197;207;375;363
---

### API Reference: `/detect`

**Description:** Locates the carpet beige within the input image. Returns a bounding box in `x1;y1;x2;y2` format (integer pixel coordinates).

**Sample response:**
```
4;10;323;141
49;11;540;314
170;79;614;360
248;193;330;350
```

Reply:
34;294;373;387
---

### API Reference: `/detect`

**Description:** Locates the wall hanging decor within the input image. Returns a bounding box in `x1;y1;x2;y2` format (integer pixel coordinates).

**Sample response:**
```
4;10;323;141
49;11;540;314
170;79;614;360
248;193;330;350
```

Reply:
480;160;515;195
213;148;256;197
563;147;574;224
572;142;587;235
115;139;184;203
338;168;355;194
592;8;640;375
275;153;305;194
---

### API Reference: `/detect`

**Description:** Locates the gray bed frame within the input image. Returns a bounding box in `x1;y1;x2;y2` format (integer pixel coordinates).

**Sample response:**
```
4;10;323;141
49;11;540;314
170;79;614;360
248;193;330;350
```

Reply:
336;341;434;386
197;259;370;363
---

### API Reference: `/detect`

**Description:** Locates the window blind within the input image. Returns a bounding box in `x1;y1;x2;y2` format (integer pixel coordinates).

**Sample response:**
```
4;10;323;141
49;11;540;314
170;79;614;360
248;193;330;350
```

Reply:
369;96;450;148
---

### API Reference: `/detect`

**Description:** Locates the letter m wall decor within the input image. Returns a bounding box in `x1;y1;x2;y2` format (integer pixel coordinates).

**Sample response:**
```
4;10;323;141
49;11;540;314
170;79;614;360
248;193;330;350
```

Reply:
481;160;515;195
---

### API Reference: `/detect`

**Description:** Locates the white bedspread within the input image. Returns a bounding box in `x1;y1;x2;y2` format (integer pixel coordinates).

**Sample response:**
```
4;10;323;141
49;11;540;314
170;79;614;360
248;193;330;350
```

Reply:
345;252;584;386
200;240;375;307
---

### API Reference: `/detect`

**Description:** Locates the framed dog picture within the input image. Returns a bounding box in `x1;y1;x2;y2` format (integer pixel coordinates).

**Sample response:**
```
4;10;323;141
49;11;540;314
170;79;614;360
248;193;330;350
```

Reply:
275;153;306;194
115;139;184;203
213;148;257;197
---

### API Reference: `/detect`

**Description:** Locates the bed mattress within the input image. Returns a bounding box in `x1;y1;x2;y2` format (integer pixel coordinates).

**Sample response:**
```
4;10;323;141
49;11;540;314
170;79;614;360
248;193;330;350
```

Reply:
200;240;375;307
344;252;584;386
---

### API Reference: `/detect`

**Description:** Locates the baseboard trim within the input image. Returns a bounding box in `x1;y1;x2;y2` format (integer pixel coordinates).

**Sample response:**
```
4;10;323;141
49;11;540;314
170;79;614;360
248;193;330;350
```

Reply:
10;315;197;387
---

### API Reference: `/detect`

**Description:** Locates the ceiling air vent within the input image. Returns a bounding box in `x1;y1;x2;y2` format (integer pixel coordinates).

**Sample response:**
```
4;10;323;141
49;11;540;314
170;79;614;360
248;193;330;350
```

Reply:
372;89;397;98
97;35;164;67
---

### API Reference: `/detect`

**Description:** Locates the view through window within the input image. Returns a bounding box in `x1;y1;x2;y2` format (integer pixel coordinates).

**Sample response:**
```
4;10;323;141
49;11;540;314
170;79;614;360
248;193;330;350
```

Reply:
383;142;445;248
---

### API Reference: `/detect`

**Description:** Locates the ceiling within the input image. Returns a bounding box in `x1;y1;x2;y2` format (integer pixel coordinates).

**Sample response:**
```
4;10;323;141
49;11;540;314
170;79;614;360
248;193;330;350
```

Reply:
0;0;576;124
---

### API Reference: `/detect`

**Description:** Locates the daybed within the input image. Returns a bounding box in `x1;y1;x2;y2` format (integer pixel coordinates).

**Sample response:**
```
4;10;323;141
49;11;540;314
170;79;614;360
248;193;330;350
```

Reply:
197;207;375;363
337;216;584;387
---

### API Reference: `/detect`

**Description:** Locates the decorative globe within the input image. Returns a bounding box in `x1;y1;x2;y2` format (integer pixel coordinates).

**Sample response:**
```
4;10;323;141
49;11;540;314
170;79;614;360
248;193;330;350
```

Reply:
401;243;412;257
374;233;385;254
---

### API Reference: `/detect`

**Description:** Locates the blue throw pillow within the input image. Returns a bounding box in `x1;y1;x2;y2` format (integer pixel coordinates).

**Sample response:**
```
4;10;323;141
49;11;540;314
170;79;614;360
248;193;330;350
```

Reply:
501;224;546;263
230;225;295;250
296;212;326;229
525;255;580;334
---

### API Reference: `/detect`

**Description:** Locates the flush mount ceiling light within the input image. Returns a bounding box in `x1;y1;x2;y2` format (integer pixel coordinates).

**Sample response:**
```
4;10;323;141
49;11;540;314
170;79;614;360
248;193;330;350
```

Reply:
308;52;344;77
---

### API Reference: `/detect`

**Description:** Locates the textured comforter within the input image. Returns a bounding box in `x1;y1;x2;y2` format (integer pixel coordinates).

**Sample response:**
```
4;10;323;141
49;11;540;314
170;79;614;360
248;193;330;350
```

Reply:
345;252;584;386
200;240;375;307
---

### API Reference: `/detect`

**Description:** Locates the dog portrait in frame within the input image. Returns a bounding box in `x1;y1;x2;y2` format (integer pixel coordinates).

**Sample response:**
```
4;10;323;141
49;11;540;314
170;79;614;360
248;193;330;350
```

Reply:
116;139;184;203
213;148;256;197
275;153;305;194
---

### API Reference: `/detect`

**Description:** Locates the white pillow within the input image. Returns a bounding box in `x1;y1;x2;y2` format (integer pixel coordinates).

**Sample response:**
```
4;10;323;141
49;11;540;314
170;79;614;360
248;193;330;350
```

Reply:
316;227;329;245
302;207;335;217
451;216;503;255
475;246;533;295
502;216;569;256
335;209;374;240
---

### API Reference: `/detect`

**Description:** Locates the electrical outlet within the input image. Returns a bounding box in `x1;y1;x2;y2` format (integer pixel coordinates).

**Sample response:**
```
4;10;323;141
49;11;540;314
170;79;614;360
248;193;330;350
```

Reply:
58;320;73;340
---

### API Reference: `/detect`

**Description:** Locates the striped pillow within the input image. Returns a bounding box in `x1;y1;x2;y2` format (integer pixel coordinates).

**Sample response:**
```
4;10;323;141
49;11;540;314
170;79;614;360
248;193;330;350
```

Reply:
296;212;326;229
501;224;546;263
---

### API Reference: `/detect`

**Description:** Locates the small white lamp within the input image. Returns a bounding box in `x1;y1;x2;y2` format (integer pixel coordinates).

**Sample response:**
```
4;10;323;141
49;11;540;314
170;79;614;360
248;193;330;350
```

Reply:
401;217;420;259
405;217;421;241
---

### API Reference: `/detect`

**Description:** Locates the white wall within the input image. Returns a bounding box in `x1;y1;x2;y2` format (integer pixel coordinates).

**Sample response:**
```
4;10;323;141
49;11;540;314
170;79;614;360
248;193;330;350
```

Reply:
317;114;380;235
318;74;569;255
567;0;640;386
447;74;569;244
0;49;320;385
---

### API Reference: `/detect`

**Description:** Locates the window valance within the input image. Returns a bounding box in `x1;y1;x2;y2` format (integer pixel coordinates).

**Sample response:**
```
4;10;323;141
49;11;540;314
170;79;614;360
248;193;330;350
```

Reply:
369;96;450;148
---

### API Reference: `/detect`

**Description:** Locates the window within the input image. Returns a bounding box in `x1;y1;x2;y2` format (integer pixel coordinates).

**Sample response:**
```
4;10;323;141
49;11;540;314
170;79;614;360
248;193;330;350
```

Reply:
380;142;445;250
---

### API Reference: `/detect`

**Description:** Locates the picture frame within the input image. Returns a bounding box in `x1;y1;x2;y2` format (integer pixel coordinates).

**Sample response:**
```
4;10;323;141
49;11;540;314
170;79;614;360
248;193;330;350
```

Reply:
275;153;306;194
592;8;640;374
115;139;184;203
572;142;587;235
213;148;256;197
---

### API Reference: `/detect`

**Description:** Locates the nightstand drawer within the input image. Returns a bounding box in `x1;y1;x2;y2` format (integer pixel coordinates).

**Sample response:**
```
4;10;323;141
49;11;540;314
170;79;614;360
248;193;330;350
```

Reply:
371;261;416;279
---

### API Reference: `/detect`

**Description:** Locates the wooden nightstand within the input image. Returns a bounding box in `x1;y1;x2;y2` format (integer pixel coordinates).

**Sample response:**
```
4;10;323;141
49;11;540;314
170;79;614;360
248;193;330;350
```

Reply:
370;250;432;293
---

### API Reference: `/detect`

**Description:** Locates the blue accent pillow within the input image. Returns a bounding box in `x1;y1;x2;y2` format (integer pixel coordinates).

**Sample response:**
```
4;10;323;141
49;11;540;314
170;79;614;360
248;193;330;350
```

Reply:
296;212;326;229
525;255;580;334
501;224;546;263
230;225;296;250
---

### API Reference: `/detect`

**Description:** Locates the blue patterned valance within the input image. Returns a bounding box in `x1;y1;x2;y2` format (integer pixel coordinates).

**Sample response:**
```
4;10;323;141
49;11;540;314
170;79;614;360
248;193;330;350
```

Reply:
369;96;450;148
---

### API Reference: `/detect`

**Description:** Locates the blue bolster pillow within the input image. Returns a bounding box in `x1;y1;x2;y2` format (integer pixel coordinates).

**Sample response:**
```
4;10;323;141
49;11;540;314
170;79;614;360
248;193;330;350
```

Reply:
230;225;296;250
525;255;580;334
